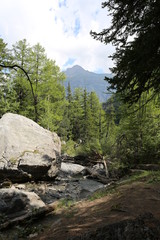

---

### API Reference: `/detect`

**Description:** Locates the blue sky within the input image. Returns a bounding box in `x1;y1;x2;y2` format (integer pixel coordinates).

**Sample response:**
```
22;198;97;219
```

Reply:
0;0;114;73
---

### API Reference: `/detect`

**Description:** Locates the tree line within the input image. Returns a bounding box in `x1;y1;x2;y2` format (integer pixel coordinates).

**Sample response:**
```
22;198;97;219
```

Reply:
0;37;160;166
0;38;65;128
0;38;116;157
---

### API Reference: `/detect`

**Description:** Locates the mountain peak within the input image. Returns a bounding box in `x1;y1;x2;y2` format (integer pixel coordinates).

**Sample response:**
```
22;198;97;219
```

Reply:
64;65;112;102
71;65;84;70
65;65;85;75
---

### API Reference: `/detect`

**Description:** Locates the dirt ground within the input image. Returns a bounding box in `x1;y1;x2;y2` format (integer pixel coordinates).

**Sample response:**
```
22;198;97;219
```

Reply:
31;180;160;240
1;176;160;240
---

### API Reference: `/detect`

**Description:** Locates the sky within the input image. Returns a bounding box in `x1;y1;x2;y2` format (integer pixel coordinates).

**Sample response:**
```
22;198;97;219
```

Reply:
0;0;114;73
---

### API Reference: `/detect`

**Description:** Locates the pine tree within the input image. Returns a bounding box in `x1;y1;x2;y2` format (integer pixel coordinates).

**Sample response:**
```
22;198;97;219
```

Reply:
101;96;118;155
115;92;160;164
82;89;91;141
35;58;66;131
59;82;73;140
0;38;18;116
11;39;66;128
66;82;72;103
70;88;84;141
91;0;160;104
0;76;19;117
12;39;32;116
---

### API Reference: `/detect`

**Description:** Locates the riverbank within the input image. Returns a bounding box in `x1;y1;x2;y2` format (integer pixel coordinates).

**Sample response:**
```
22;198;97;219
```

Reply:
1;170;160;239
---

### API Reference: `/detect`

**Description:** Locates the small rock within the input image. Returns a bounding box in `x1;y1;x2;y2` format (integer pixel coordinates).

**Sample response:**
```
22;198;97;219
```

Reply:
16;184;26;190
28;233;38;239
61;162;85;175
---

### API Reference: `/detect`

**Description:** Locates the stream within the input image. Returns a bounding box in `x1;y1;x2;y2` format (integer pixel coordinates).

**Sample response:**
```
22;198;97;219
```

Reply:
14;173;107;204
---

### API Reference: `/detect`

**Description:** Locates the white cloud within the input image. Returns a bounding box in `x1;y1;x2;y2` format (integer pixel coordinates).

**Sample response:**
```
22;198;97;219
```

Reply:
0;0;114;73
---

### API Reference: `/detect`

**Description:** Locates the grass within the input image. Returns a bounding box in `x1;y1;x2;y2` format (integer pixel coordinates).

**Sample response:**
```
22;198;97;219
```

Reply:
56;198;78;219
147;171;160;183
118;170;150;184
89;170;160;201
57;198;75;209
89;186;117;201
120;170;160;185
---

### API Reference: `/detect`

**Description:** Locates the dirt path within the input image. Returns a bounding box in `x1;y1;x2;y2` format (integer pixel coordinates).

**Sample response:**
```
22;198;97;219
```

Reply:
33;181;160;240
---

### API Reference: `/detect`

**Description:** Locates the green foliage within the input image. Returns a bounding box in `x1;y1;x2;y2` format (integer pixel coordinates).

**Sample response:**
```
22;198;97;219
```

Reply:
120;171;151;185
61;139;77;156
89;170;160;201
91;0;160;104
57;198;75;209
89;186;117;201
147;171;160;184
60;87;107;155
120;170;160;185
100;95;119;155
81;138;102;155
113;92;160;164
0;79;19;117
0;38;66;132
1;37;160;167
0;38;17;117
11;40;66;125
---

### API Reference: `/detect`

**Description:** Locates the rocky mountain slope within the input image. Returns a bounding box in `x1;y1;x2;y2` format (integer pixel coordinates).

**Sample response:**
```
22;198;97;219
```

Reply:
63;65;112;102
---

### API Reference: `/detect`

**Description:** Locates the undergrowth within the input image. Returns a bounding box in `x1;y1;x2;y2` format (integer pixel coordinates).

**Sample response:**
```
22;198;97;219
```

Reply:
57;198;75;209
89;170;160;201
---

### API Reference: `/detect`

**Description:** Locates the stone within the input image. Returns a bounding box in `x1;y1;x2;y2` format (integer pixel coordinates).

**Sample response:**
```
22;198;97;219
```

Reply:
0;113;61;181
0;167;31;183
47;163;59;178
92;163;106;175
79;179;104;193
61;162;85;175
16;184;26;190
0;188;45;220
0;188;58;230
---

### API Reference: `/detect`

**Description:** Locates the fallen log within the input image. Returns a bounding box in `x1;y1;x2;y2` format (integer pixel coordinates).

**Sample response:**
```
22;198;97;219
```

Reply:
85;167;113;184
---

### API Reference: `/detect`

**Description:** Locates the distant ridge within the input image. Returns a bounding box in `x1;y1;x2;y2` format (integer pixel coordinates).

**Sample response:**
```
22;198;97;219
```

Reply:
63;65;112;102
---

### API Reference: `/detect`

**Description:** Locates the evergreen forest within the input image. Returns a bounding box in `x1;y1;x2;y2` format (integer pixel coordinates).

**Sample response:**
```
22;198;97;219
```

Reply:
0;35;160;167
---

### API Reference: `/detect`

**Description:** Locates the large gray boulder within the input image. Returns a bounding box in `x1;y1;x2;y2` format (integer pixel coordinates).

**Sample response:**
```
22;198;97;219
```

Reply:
0;188;48;229
0;113;61;181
